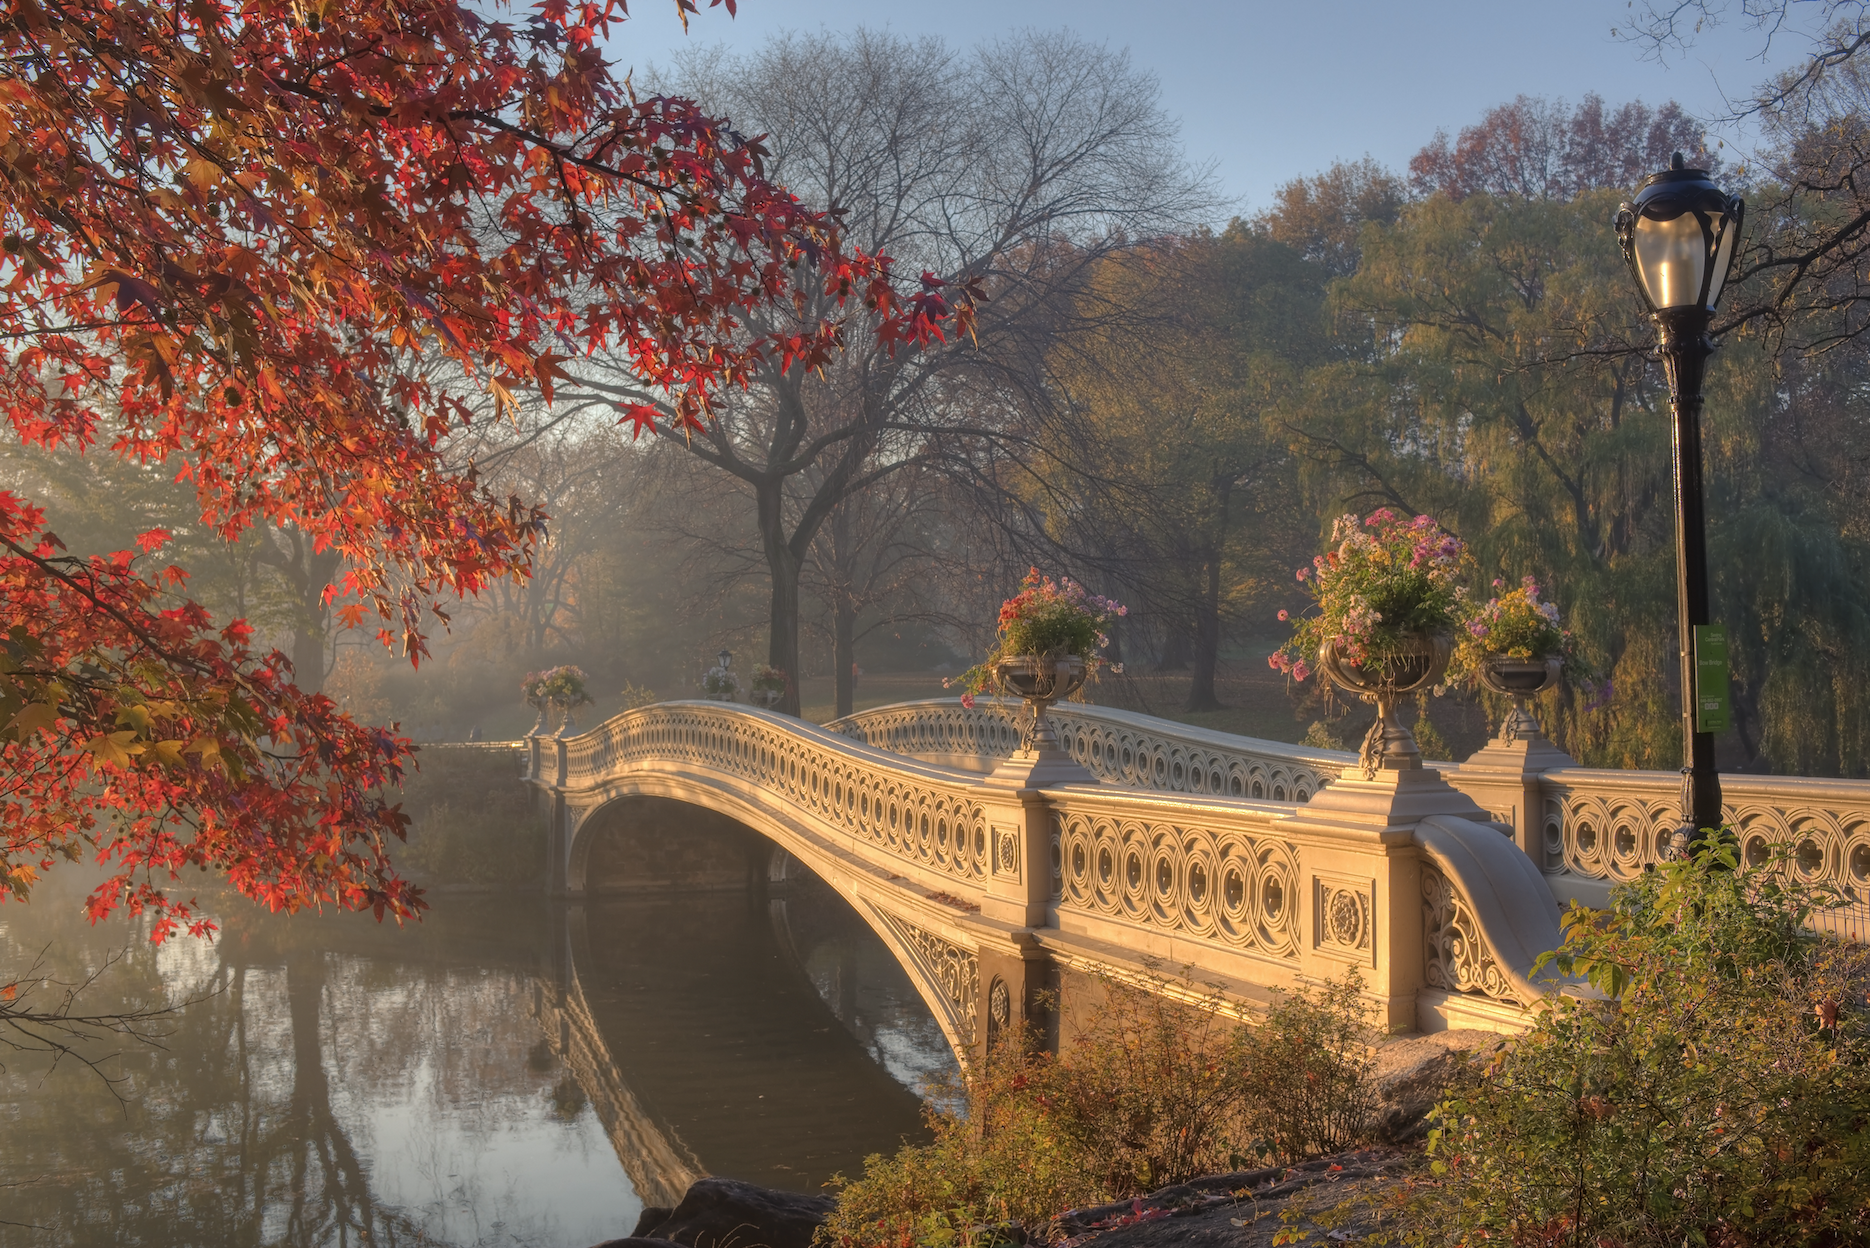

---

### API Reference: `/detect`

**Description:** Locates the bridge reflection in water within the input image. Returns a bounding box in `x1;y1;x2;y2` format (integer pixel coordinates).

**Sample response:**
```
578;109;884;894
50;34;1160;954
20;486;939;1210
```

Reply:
537;839;955;1206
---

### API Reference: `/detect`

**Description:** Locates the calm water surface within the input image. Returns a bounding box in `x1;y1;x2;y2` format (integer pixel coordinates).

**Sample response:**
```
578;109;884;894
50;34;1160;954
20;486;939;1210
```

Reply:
0;873;955;1247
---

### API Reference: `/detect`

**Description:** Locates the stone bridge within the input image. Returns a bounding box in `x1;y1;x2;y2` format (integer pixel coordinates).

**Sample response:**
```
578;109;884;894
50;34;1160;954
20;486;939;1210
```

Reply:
524;697;1870;1063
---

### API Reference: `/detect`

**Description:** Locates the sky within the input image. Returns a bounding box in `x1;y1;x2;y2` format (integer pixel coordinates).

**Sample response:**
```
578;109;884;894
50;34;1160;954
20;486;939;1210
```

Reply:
604;0;1827;221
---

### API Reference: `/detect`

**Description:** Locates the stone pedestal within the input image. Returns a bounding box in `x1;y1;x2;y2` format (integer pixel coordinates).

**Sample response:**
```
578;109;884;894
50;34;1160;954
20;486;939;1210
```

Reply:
1286;758;1493;1033
1448;717;1573;865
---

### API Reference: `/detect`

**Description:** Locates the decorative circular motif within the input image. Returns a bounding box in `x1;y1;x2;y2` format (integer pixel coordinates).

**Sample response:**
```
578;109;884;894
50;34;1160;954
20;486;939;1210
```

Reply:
1324;889;1365;949
988;978;1012;1031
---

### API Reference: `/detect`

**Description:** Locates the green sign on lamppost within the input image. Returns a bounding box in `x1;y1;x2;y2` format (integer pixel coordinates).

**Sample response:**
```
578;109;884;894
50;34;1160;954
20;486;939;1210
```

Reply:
1615;153;1744;851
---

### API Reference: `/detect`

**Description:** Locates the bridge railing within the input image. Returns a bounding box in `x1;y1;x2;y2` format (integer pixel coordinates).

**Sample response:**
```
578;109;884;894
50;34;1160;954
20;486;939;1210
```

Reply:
554;700;1002;897
830;699;1351;803
831;697;1870;936
537;701;1569;1035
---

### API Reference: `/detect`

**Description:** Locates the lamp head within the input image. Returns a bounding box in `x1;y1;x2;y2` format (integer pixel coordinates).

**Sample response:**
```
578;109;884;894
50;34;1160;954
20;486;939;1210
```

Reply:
1615;152;1743;314
717;648;733;669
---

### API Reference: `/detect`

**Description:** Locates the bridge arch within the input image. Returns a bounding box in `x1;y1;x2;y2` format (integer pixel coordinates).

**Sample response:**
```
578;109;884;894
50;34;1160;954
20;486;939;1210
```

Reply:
531;700;1572;1047
562;775;987;1063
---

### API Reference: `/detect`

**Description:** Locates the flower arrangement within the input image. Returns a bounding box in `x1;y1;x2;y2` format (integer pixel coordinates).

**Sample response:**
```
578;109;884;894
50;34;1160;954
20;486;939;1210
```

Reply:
1449;577;1600;693
1272;510;1472;681
750;664;789;695
521;665;594;708
701;663;741;701
947;569;1126;708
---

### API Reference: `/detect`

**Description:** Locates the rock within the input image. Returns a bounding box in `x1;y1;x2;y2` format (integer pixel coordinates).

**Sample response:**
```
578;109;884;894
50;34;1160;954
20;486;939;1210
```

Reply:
1047;1149;1413;1248
626;1177;836;1248
631;1208;675;1239
1370;1029;1501;1142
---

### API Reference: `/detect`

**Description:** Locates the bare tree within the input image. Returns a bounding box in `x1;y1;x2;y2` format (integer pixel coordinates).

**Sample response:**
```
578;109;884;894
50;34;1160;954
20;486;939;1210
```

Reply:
566;28;1214;713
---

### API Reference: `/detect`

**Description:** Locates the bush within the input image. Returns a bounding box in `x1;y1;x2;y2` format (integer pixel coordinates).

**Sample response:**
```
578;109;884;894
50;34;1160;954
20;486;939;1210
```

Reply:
1240;972;1377;1163
819;968;1377;1248
395;745;546;889
1046;971;1254;1194
1416;840;1870;1247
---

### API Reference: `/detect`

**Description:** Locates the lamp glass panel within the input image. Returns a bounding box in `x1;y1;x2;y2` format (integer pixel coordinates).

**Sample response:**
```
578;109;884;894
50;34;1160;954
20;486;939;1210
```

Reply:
1633;210;1708;308
1705;211;1737;309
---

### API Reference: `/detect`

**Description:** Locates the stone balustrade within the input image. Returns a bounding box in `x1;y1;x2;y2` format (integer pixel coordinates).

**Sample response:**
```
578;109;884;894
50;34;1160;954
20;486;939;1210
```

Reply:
830;699;1349;803
830;697;1870;938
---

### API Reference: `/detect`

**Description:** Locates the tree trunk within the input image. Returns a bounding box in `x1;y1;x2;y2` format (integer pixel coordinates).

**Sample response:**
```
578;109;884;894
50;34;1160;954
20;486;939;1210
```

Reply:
833;597;857;718
1186;544;1225;712
757;481;804;716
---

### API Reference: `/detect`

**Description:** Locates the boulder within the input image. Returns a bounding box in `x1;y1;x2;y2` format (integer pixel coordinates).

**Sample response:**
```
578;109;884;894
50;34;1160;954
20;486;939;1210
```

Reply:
1370;1028;1501;1142
622;1178;836;1248
630;1208;675;1239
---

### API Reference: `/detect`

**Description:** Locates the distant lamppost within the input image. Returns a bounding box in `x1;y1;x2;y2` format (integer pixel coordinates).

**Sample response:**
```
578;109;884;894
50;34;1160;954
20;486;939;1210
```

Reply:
1615;152;1744;849
718;648;733;671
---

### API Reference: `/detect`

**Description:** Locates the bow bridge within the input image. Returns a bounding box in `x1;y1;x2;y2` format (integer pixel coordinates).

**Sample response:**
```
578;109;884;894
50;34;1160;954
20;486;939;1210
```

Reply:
524;698;1870;1060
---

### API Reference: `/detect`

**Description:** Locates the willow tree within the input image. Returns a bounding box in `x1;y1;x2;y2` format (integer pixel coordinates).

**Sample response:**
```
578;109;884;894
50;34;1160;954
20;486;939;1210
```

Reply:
1302;182;1870;774
1033;227;1325;711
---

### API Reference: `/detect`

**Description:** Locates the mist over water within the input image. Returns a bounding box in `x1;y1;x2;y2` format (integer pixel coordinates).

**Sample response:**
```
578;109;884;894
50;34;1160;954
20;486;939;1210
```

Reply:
0;873;953;1247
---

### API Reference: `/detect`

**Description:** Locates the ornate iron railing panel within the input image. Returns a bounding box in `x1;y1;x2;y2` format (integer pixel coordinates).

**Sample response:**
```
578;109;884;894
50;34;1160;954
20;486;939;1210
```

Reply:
830;698;1352;803
1538;767;1870;903
561;701;995;892
1049;795;1305;963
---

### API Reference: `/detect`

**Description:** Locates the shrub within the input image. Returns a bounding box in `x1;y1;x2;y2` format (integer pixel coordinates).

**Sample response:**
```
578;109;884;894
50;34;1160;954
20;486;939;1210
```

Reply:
1239;971;1378;1163
818;1029;1103;1248
395;746;546;889
820;968;1377;1248
1416;840;1870;1247
1046;970;1254;1194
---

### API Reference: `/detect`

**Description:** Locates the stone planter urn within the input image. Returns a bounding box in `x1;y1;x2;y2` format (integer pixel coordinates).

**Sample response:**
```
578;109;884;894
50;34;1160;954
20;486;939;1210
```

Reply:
1318;632;1452;779
526;698;549;737
1477;654;1563;744
552;702;580;739
751;688;783;709
992;653;1087;755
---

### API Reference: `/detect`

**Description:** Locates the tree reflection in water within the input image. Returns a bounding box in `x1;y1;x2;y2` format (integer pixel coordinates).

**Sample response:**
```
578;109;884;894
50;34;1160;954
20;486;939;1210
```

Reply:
0;867;956;1246
0;883;634;1247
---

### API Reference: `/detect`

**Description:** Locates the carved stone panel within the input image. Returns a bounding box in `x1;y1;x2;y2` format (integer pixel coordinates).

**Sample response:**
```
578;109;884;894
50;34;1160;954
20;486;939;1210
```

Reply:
994;826;1021;880
1421;865;1520;1004
1312;874;1376;965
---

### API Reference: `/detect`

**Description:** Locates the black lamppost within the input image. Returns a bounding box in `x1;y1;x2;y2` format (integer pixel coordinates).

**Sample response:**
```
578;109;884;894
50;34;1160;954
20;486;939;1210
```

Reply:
1615;152;1744;849
717;647;733;671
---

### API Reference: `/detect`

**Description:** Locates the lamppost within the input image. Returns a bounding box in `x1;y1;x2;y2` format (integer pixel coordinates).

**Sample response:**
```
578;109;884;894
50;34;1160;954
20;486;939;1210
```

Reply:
1615;152;1744;849
717;647;733;672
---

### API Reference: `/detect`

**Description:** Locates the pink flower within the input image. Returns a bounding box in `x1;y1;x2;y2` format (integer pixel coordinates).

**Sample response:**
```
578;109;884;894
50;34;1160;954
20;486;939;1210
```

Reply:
1277;609;1289;621
1296;568;1309;581
1291;660;1311;682
960;693;976;709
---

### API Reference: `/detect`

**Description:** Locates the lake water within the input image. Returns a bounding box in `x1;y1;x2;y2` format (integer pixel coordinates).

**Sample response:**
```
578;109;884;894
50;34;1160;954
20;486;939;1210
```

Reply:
0;873;956;1247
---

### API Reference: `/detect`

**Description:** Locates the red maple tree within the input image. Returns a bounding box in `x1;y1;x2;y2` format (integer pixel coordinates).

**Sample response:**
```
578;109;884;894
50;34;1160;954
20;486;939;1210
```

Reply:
0;0;962;938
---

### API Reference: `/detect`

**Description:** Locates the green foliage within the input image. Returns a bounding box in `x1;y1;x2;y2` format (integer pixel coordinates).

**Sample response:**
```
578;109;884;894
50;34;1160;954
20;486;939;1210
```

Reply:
1295;185;1870;774
395;746;545;889
1409;696;1453;762
819;969;1378;1248
1302;719;1349;750
1413;842;1870;1247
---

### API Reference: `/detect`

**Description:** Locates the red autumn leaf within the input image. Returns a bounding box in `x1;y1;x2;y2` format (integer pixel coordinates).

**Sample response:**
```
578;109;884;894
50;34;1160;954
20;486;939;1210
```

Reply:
0;0;966;936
